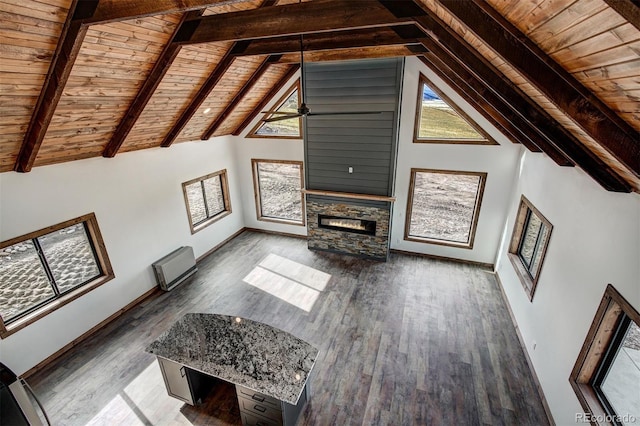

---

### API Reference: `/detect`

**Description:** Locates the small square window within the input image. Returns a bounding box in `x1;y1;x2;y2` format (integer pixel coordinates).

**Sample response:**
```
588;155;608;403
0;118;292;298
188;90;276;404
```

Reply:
570;285;640;425
252;159;305;225
182;170;231;234
508;196;553;300
404;168;486;249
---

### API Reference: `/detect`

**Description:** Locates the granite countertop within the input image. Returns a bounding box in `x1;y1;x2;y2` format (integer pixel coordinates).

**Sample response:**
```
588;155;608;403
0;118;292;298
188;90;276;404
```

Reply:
146;313;318;405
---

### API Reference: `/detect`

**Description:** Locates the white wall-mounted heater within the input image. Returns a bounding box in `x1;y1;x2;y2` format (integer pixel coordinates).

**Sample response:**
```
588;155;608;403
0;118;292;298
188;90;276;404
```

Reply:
152;246;197;291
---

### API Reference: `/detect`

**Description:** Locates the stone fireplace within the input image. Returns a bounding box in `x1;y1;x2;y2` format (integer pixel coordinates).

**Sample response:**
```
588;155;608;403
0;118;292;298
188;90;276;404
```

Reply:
306;194;392;261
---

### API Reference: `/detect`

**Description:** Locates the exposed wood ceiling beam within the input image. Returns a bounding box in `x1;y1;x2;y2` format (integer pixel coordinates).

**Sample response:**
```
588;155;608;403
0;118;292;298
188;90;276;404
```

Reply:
232;64;300;136
160;45;243;148
160;0;279;147
174;0;420;45
438;0;640;178
79;0;248;25
102;9;206;158
232;26;424;57
412;11;632;192
14;0;93;173
201;55;279;140
419;51;629;192
277;45;425;63
602;0;640;31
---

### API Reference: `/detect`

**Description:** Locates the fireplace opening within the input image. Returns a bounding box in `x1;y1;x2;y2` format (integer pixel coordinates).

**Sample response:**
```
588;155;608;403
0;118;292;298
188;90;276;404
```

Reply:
318;214;376;236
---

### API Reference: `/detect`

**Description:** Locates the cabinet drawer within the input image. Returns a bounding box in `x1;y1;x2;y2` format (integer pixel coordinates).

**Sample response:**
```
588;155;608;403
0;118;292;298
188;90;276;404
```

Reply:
240;410;280;426
238;396;283;422
235;384;280;410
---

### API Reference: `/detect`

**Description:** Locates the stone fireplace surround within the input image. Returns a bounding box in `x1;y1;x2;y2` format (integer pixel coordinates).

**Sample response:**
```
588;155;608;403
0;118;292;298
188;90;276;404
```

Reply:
305;193;392;261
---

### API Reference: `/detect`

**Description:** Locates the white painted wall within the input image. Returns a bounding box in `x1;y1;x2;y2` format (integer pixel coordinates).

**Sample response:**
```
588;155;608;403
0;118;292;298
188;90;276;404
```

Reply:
495;151;640;425
390;57;522;264
233;70;307;237
0;138;244;374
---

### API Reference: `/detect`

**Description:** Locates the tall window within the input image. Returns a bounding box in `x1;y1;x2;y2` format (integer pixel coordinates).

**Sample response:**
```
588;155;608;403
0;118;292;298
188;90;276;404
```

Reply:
508;196;553;300
571;285;640;426
249;81;302;139
252;159;304;225
182;170;231;233
414;73;495;145
0;213;113;337
405;169;486;249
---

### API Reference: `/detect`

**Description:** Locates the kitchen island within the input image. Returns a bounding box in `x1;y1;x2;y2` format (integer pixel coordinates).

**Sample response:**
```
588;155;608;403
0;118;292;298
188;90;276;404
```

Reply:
146;313;318;426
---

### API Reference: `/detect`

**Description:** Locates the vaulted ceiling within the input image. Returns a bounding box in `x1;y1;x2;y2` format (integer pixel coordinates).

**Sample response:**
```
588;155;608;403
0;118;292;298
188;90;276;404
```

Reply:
1;0;638;192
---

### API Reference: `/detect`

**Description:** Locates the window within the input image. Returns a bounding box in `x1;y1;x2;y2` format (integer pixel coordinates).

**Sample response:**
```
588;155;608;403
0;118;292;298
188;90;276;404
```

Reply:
571;285;640;426
508;196;553;300
0;213;113;338
414;73;496;145
252;159;305;225
404;169;486;249
182;170;231;233
249;81;302;139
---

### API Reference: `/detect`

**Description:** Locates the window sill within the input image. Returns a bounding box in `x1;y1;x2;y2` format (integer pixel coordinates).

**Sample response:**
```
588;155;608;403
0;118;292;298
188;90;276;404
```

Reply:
507;253;538;301
1;274;115;339
257;216;305;227
404;235;473;250
191;210;232;234
413;138;497;145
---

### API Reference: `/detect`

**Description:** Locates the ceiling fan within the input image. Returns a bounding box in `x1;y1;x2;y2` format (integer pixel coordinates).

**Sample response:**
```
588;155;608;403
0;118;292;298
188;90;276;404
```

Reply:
261;33;382;123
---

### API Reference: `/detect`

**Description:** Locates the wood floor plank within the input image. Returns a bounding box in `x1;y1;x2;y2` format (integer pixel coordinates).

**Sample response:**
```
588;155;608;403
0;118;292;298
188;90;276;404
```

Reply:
27;231;549;425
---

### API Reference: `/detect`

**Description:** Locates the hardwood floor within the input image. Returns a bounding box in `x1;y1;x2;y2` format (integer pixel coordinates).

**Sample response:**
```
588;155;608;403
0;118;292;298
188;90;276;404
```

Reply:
28;231;549;425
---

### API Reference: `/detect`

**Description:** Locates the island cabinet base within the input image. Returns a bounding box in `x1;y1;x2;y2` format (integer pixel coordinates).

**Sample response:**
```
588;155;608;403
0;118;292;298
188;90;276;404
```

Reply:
236;383;309;426
157;357;213;405
156;358;310;426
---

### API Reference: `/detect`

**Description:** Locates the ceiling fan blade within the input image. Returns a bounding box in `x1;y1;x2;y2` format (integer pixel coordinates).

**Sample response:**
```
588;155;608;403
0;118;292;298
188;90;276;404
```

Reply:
261;110;296;114
262;113;302;123
307;111;383;116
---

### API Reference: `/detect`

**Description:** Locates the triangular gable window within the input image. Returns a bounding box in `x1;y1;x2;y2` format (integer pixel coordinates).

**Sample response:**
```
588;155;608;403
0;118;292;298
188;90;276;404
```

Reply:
414;73;495;145
249;81;302;139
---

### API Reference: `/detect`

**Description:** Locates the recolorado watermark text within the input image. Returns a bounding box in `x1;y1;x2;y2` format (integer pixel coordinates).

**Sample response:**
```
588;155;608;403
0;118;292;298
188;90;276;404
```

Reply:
576;413;638;424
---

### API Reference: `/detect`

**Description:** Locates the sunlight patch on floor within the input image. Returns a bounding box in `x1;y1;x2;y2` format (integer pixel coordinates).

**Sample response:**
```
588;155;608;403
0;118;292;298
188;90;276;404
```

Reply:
86;361;193;426
243;254;331;312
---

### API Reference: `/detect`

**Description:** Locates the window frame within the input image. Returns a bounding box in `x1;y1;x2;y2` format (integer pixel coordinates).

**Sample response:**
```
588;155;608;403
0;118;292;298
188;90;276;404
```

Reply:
251;159;305;226
181;169;232;234
507;195;553;300
0;213;114;338
247;80;302;140
570;284;640;426
404;168;487;249
413;73;497;145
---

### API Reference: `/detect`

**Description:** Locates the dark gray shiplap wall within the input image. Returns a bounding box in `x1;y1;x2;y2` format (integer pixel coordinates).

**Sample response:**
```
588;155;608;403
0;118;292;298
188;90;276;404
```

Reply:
304;58;404;196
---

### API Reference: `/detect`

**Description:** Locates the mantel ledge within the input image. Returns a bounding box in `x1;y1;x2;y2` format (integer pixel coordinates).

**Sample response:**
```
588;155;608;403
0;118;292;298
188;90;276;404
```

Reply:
301;189;396;203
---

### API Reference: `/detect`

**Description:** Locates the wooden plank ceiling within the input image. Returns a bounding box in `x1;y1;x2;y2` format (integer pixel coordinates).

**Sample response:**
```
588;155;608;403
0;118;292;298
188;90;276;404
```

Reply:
0;0;638;192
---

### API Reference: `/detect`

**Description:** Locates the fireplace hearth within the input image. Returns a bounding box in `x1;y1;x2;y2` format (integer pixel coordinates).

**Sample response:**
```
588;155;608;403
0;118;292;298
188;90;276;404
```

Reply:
318;215;376;236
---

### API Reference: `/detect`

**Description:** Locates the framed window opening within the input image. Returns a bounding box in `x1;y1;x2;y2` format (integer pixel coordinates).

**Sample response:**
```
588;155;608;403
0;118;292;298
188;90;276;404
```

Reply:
182;169;231;234
0;213;114;338
508;196;553;300
248;81;302;139
251;159;305;226
414;73;497;145
570;285;640;426
404;168;487;249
